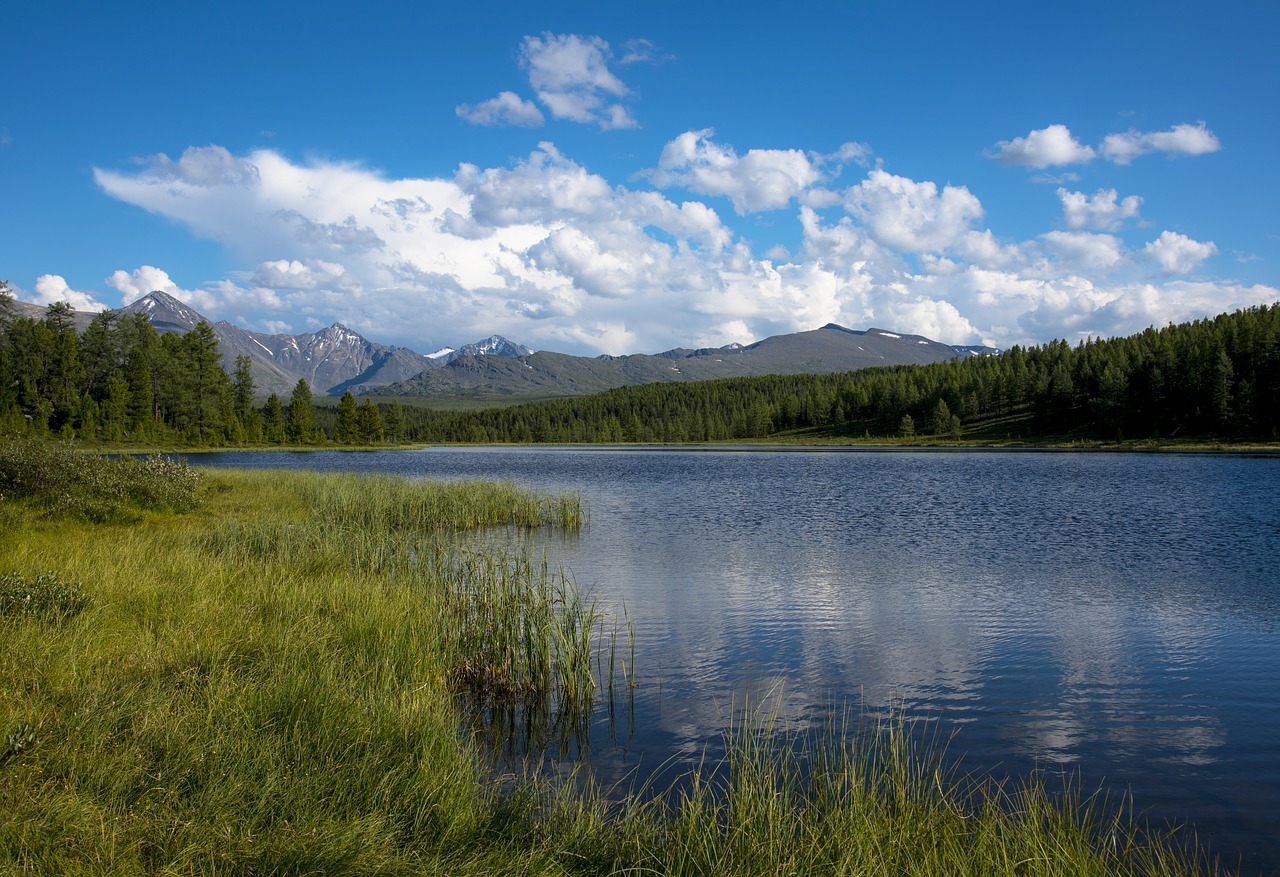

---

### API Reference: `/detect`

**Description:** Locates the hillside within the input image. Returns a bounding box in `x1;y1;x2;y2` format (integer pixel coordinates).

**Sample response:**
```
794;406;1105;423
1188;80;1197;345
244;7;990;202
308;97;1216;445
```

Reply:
387;305;1280;446
378;325;985;402
12;290;993;401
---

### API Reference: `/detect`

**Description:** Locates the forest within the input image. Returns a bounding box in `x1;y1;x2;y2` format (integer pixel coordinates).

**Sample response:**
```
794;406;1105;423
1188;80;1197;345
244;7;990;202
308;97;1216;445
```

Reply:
2;280;1278;447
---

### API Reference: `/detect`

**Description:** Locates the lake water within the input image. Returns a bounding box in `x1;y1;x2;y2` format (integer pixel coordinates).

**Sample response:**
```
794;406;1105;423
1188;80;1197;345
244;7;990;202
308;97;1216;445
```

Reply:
191;447;1280;873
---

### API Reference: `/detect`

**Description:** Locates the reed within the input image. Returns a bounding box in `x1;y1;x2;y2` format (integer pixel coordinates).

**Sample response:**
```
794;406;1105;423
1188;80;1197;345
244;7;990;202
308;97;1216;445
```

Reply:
612;702;1220;877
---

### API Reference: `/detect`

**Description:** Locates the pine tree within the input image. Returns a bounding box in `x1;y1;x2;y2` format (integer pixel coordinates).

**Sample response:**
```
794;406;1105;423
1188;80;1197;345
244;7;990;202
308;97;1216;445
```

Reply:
357;399;384;444
263;393;286;443
232;355;258;439
383;399;405;443
286;379;314;444
335;391;359;443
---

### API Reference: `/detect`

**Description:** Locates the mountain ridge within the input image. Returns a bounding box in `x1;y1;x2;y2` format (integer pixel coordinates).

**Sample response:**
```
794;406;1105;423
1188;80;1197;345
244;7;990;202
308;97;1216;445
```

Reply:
16;291;997;401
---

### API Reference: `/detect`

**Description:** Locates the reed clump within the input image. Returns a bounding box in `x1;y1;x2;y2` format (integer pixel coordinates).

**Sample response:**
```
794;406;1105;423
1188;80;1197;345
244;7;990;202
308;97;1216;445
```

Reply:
609;706;1219;877
0;447;1233;875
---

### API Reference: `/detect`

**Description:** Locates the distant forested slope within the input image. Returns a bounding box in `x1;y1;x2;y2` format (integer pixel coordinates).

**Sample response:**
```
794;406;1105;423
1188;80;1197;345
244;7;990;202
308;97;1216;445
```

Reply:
391;305;1280;444
3;278;1277;446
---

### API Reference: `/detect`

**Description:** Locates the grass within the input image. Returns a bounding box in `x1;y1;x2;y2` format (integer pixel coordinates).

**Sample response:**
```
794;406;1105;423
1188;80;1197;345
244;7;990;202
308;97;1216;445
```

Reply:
0;441;1235;875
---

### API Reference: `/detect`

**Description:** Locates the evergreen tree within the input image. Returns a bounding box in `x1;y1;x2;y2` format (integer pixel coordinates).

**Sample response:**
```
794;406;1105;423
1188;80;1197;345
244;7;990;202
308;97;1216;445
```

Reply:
101;371;131;442
930;398;953;436
335;391;360;443
231;355;259;440
181;321;230;443
79;311;120;399
44;302;85;431
286;379;314;443
125;345;156;436
357;398;384;444
263;393;286;443
383;399;405;443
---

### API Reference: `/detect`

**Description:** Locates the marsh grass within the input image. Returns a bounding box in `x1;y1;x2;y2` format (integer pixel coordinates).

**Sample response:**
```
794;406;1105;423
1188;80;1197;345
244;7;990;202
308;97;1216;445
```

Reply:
0;448;1233;875
605;703;1221;877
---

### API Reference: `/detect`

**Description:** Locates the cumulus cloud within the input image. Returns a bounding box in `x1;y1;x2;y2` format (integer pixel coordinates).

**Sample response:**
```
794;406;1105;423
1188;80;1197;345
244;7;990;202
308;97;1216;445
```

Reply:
992;125;1096;168
1141;231;1218;274
455;91;544;127
107;264;286;315
29;275;108;312
646;129;824;214
845;169;984;253
1059;188;1143;231
91;141;1276;356
106;265;186;304
519;33;638;130
1100;122;1221;165
994;122;1221;170
1040;231;1125;271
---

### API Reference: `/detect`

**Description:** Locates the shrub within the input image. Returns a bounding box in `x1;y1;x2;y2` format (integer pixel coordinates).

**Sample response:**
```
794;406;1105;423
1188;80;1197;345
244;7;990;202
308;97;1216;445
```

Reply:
0;571;92;621
0;437;202;520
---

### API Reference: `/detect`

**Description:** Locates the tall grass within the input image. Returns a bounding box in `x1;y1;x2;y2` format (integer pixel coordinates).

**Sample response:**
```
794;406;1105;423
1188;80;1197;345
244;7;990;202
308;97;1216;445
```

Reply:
616;703;1219;877
0;446;1234;875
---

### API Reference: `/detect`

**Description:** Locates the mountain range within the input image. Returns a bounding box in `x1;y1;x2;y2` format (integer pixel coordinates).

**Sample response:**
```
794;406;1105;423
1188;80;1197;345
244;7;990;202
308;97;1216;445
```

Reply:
17;291;997;402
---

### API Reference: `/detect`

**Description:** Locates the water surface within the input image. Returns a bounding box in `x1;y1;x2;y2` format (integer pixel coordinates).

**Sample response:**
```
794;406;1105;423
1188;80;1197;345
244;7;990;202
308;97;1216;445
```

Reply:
194;447;1280;872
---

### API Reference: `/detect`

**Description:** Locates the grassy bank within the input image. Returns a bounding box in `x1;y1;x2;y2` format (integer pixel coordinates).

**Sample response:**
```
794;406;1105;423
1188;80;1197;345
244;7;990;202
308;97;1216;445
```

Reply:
0;440;1230;875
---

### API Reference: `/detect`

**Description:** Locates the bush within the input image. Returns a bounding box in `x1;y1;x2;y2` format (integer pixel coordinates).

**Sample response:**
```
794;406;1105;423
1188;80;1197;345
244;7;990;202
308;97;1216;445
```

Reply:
0;571;92;621
0;437;202;520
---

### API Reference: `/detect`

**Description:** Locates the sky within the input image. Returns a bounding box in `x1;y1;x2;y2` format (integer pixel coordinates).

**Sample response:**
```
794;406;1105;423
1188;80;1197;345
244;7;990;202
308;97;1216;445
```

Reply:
3;0;1278;356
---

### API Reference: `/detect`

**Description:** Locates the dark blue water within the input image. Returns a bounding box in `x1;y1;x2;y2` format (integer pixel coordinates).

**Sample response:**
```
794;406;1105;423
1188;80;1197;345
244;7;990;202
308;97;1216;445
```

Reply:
193;447;1280;872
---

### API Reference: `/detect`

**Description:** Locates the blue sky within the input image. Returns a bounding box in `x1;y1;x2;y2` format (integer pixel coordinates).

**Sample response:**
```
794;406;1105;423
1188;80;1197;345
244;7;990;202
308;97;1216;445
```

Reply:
3;0;1277;355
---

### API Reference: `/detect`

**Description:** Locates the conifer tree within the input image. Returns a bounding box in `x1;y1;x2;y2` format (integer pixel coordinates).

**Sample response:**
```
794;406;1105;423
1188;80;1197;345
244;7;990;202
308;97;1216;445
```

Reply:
335;391;359;443
263;393;286;443
286;379;314;443
357;398;384;443
383;399;405;443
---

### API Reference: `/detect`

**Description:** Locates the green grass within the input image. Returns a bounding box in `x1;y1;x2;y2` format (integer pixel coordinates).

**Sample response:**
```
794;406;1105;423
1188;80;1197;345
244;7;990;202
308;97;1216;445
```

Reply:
0;444;1234;875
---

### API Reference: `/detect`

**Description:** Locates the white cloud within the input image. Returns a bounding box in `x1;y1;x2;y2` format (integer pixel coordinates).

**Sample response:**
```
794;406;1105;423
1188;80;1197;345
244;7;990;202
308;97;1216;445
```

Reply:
1040;230;1125;271
250;259;356;290
455;91;544;127
992;124;1096;168
106;265;184;303
647;129;823;213
1141;231;1218;274
29;275;108;312
1100;122;1221;165
1059;188;1143;231
519;33;638;130
845;169;984;253
107;264;285;316
91;143;1276;357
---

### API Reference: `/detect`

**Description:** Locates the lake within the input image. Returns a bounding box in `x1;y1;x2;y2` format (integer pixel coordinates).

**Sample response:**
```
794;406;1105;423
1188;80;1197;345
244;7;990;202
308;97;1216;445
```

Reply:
191;446;1280;873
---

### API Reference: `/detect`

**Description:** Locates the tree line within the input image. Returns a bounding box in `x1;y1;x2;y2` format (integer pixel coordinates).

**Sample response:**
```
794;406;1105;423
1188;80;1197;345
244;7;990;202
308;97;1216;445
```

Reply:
3;279;1278;446
389;303;1280;444
0;283;406;446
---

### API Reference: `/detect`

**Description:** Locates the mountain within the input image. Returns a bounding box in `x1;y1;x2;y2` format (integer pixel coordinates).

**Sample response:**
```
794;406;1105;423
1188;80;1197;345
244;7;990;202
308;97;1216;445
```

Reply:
19;290;997;402
426;334;535;365
119;292;438;396
122;291;206;333
375;324;986;403
10;298;98;333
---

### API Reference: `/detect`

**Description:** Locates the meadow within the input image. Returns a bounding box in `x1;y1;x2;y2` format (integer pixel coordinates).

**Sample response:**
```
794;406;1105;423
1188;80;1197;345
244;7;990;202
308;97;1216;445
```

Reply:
0;439;1230;875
